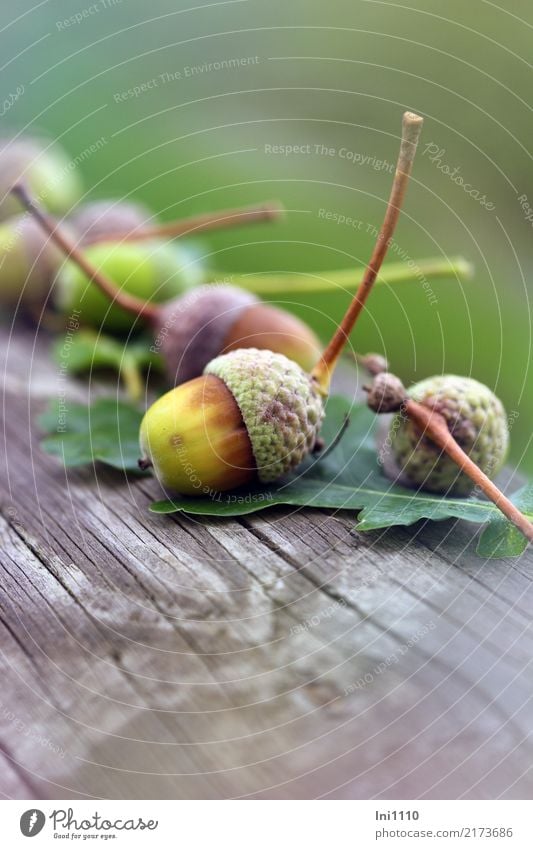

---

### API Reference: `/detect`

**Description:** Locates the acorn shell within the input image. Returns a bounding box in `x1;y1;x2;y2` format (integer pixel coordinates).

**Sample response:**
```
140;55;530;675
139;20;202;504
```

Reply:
139;373;255;495
0;214;74;307
0;136;83;221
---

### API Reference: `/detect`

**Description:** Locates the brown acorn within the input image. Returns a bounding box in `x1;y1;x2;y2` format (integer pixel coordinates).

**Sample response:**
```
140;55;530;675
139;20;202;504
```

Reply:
150;283;322;382
136;112;426;495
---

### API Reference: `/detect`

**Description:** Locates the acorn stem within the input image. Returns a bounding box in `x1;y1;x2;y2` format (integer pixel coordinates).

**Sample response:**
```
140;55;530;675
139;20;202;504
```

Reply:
312;111;424;394
121;358;144;402
404;398;533;544
210;256;472;296
84;200;285;245
11;183;160;323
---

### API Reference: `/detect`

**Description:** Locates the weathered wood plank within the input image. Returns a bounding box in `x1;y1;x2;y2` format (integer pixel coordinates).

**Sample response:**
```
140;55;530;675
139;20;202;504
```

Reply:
0;324;532;799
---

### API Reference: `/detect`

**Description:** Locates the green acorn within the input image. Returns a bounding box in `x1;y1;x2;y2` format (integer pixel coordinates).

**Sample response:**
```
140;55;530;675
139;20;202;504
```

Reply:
54;240;203;332
0;136;82;221
387;375;509;495
2;195;282;318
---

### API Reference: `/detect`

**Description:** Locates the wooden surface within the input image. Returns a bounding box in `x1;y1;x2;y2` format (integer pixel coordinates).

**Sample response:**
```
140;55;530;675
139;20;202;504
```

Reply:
1;324;532;800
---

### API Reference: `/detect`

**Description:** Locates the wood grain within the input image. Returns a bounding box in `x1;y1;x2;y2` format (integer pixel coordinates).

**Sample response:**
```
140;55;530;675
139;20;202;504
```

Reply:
0;324;532;799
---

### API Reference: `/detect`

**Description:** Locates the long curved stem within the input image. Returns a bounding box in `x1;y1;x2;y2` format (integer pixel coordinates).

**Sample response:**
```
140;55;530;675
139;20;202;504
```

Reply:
209;256;472;296
86;200;284;245
121;357;144;402
11;183;159;323
312;111;424;394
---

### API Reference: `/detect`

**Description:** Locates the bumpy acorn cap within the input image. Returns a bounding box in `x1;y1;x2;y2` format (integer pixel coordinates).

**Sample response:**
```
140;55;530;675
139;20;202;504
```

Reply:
70;199;152;244
155;285;258;384
389;374;509;495
205;348;324;483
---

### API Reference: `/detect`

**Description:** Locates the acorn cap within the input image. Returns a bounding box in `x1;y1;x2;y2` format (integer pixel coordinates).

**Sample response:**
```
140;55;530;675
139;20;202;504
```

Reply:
205;348;324;483
388;374;509;495
70;199;153;244
155;285;258;384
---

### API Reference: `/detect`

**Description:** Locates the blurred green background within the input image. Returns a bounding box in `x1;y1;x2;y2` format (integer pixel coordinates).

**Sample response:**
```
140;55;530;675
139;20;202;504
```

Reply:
2;0;532;469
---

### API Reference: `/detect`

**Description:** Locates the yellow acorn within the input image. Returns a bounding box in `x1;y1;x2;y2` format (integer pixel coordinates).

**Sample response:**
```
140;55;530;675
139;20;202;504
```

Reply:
139;349;324;495
139;372;255;493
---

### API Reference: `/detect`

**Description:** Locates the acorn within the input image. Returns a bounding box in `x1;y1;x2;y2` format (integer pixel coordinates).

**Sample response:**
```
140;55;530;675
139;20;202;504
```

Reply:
58;198;207;332
13;188;322;375
0;136;83;221
17;118;533;546
365;368;533;543
19;111;425;493
0;197;280;315
54;240;204;333
385;374;509;495
134;112;426;494
138;348;324;492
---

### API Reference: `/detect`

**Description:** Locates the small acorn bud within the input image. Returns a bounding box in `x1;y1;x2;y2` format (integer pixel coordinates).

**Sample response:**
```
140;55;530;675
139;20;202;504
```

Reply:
357;352;390;376
366;372;406;413
0;136;83;221
386;375;509;495
139;349;325;495
154;284;322;383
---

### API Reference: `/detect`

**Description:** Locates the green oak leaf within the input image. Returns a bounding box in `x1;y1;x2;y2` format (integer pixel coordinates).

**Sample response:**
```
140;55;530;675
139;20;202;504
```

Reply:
38;398;143;472
150;395;530;558
476;484;533;559
52;330;162;401
38;394;531;558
